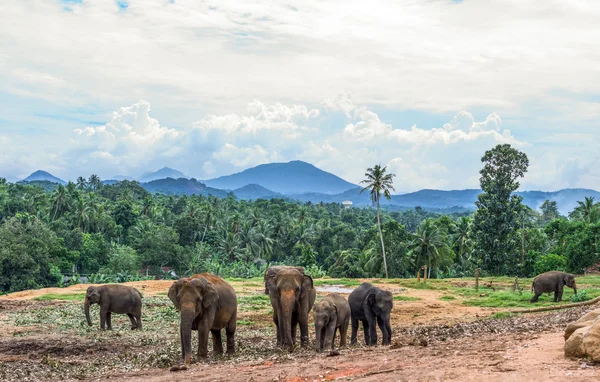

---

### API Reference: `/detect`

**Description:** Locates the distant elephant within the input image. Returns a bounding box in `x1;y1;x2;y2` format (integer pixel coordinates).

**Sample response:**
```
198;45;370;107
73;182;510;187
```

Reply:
349;282;393;346
168;273;237;368
264;266;316;351
84;284;142;330
313;293;350;352
530;271;577;303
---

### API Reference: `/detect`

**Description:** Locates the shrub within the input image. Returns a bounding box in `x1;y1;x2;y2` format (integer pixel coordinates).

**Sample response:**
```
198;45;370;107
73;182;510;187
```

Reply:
570;290;590;303
534;253;567;275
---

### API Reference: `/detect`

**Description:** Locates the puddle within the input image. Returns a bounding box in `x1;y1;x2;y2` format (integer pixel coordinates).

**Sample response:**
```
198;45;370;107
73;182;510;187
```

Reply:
316;285;355;294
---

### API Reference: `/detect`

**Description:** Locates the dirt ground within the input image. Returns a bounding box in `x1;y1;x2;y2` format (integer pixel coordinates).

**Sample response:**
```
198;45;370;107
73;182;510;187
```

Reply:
1;279;598;381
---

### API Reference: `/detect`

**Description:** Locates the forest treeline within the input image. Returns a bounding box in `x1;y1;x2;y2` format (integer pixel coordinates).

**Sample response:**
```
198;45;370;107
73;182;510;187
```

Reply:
1;144;599;293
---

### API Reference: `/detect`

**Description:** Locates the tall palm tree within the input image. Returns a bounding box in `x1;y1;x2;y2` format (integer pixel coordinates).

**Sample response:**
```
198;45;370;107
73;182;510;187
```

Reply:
51;185;70;220
76;176;88;191
410;219;454;278
572;197;599;224
360;164;395;278
453;217;473;272
88;174;101;191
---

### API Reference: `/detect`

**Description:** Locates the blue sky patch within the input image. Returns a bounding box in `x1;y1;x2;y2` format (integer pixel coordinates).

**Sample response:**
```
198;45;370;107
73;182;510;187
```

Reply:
116;1;128;10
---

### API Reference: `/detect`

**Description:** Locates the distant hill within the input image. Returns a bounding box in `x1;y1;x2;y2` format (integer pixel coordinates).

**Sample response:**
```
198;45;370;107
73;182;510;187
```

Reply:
203;160;358;194
111;175;134;181
233;184;282;200
17;180;60;192
142;178;228;197
22;170;66;185
139;167;187;183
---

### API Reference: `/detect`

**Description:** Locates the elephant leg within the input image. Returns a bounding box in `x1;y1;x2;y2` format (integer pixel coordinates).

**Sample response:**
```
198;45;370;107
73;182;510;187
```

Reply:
331;327;337;350
197;328;209;360
350;316;359;345
100;309;108;329
273;313;281;346
211;329;224;356
225;318;236;355
557;290;564;302
340;317;349;347
135;305;142;329
127;313;137;330
299;313;309;347
362;319;370;345
291;317;298;345
377;316;389;345
529;293;540;303
106;312;112;330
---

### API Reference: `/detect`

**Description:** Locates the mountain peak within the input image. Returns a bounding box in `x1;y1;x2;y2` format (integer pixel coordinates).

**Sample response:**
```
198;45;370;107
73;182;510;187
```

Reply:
204;160;357;194
23;170;66;185
139;167;187;182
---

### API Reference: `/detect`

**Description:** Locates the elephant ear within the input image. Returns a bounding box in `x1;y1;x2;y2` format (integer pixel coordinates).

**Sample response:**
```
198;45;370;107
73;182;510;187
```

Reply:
192;277;219;308
363;291;377;308
264;268;279;295
168;279;184;311
301;275;314;298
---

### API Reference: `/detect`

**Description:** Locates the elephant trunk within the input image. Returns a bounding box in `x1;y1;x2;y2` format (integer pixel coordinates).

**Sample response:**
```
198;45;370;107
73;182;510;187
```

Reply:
280;291;295;352
180;307;196;365
84;297;92;326
314;322;323;352
573;281;577;295
382;313;392;345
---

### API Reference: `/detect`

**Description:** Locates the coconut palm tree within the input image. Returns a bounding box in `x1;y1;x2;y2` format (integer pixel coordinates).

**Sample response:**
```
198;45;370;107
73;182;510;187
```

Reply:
571;197;599;224
360;164;395;278
51;185;70;220
410;219;454;279
453;217;473;272
76;176;88;191
88;174;101;191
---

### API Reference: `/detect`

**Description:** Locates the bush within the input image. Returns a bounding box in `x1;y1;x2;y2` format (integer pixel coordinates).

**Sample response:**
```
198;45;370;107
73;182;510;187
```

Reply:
570;290;590;303
534;253;567;275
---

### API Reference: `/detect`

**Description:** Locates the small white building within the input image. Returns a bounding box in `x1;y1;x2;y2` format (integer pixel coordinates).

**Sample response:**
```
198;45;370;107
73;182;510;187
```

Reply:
342;200;353;209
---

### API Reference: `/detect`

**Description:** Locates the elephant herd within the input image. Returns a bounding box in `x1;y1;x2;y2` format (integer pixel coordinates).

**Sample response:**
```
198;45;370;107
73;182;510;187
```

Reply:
83;265;394;370
83;267;578;370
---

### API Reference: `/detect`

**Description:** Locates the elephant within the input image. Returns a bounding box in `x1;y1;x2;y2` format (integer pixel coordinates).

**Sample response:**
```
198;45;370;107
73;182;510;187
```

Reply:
313;293;350;352
168;273;237;368
530;271;577;303
264;266;316;351
84;284;143;330
348;282;393;346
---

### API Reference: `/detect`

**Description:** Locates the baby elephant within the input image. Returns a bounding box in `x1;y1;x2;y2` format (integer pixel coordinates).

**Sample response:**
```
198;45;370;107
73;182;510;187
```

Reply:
349;283;393;346
84;285;143;330
530;271;577;303
313;293;350;352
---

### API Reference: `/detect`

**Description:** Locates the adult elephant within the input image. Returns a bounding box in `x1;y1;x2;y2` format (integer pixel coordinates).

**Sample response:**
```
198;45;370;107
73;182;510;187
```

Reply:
348;282;393;346
168;273;237;369
264;266;315;351
84;284;142;330
530;271;577;303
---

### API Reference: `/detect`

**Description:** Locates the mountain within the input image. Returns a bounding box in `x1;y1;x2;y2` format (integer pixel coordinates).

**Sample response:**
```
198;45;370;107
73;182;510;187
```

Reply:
233;184;282;200
139;167;187;182
203;160;358;194
142;178;228;197
22;170;66;185
111;175;134;181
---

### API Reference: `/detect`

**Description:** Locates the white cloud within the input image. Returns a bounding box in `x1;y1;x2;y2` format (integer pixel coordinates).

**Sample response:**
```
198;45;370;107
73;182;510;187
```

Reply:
3;0;600;117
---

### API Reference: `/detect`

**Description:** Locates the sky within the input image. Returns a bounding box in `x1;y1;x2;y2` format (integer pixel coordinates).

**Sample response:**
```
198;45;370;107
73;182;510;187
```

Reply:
1;0;600;192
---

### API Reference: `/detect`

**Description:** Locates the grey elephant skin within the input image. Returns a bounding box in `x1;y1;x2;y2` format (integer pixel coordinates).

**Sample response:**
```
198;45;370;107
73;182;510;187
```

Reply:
168;273;237;366
84;284;143;330
530;271;577;303
264;266;316;351
348;282;393;346
313;293;350;352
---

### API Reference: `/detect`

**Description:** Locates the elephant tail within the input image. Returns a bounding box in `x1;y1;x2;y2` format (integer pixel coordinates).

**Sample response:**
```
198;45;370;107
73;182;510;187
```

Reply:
531;281;535;292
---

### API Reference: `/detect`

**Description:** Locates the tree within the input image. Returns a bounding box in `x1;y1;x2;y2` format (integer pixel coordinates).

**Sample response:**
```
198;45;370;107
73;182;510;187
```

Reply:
360;164;395;278
88;174;102;191
76;176;88;191
539;200;560;225
570;197;599;224
409;219;454;278
472;144;529;275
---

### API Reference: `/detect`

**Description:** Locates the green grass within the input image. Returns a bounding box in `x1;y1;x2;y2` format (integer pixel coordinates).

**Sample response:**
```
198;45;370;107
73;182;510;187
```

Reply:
395;279;445;290
33;293;86;301
490;312;516;319
237;319;255;326
439;295;456;301
457;288;600;308
393;295;420;302
237;294;271;311
313;278;361;287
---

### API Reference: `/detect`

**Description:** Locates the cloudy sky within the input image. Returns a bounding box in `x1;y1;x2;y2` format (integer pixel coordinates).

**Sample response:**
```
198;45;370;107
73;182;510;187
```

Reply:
2;0;600;192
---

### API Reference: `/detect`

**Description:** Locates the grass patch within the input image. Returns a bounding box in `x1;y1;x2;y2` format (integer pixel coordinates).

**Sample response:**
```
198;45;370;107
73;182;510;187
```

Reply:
395;279;443;290
238;294;271;312
237;319;255;326
33;293;85;301
439;295;457;301
457;288;600;308
490;312;516;320
393;295;420;302
313;278;361;287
